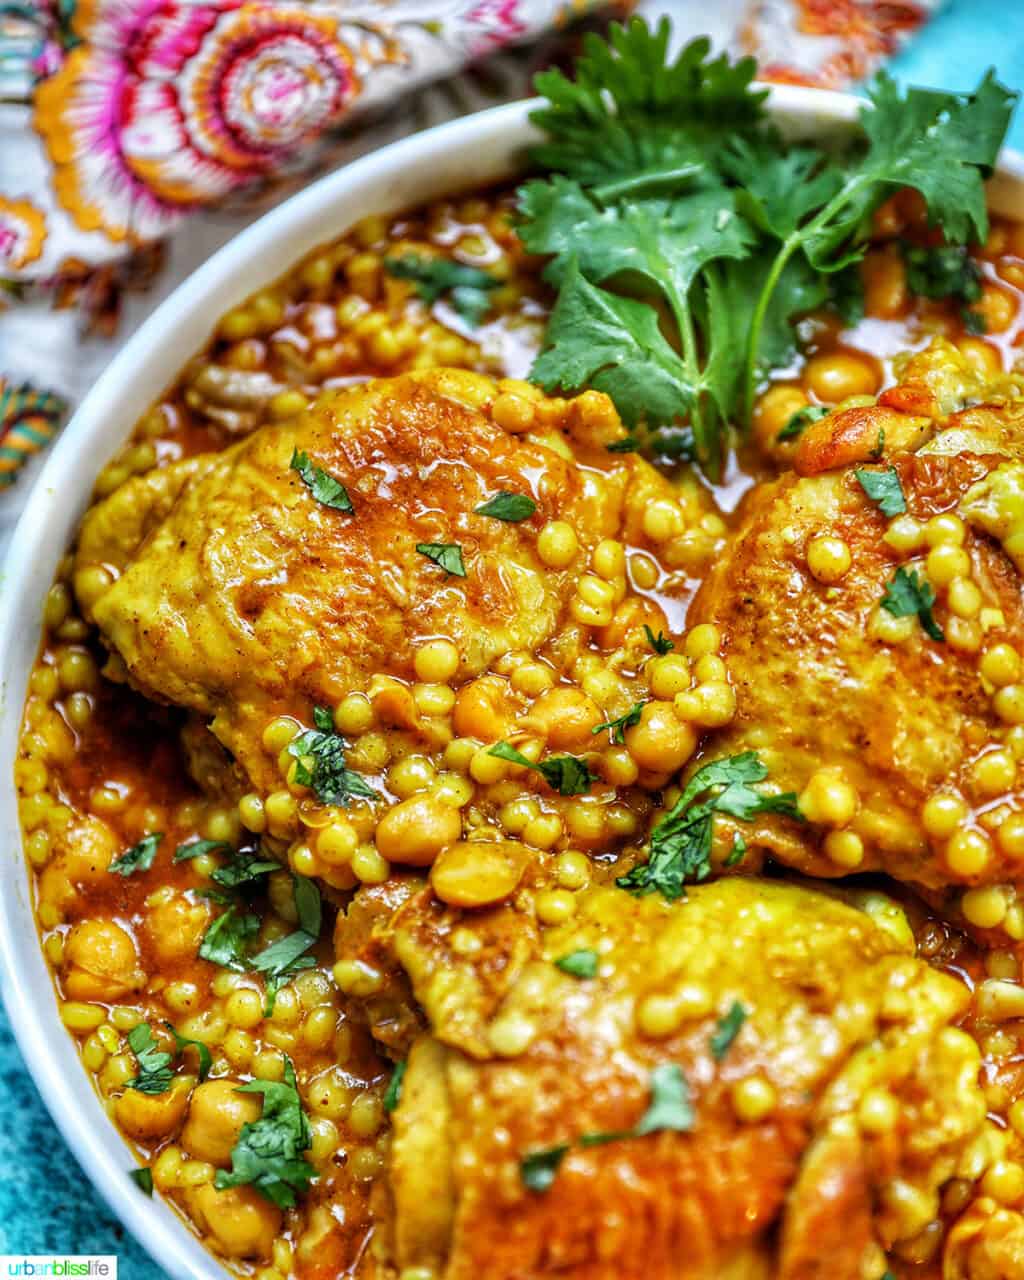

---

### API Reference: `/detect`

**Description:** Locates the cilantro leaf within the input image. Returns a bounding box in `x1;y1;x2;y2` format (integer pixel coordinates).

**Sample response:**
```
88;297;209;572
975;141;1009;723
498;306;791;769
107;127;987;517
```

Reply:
554;949;599;979
384;255;499;326
724;832;747;868
290;450;353;514
287;708;375;807
109;832;162;877
129;1167;154;1196
634;1064;694;1136
199;905;260;971
520;1144;570;1193
211;849;281;890
216;1058;315;1208
881;566;944;641
618;752;799;899
383;1061;406;1113
903;243;982;305
474;491;537;522
173;838;232;863
777;404;828;442
252;876;321;1015
416;542;466;577
165;1022;213;1082
856;466;906;517
126;1023;175;1095
710;1001;747;1060
644;625;673;654
488;741;594;796
591;702;644;745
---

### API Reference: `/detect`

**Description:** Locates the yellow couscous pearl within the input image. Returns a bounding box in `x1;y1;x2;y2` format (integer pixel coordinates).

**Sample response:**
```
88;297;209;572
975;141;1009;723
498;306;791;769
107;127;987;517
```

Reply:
351;845;389;884
555;850;591;889
642;500;685;544
981;643;1022;688
535;889;576;925
592;539;626;580
648;654;691;699
537;521;579;568
334;694;373;736
522;814;563;850
961;886;1008;930
924;513;966;547
316;821;358;866
946;617;983;654
238;793;266;833
925;544;970;586
636;993;686;1039
414;639;459;683
858;1088;900;1135
388;755;436;799
947;576;982;619
806;534;852;584
884;515;924;554
798;768;858;827
824;829;864;869
997;812;1024;859
995;685;1024;724
922;792;968;840
263;717;299;753
577;573;615;610
946;827;993;877
413;682;456;716
731;1075;777;1123
226;988;264;1030
981;1160;1024;1206
684;625;720;661
972;750;1017;797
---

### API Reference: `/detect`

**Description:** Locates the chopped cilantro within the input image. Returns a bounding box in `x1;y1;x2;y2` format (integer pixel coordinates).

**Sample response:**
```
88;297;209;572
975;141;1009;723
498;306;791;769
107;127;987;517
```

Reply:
289;450;353;514
643;625;674;654
474;491;537;522
777;404;828;442
520;1144;570;1192
199;904;260;971
634;1064;694;1136
591;701;645;745
724;832;747;867
109;832;162;877
881;566;944;641
606;436;638;453
211;849;281;890
287;706;375;807
383;1060;406;1113
963;308;988;335
869;428;886;460
129;1168;154;1196
126;1023;175;1095
554;949;599;979
173;838;231;863
903;242;982;306
856;465;906;517
488;740;594;795
215;1058;315;1208
710;1001;747;1060
165;1021;212;1081
416;542;466;577
384;255;500;326
617;751;800;900
252;876;322;1015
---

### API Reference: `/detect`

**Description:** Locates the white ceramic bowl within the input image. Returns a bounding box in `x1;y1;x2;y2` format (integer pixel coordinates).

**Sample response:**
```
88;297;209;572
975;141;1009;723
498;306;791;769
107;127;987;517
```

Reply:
1;87;1022;1279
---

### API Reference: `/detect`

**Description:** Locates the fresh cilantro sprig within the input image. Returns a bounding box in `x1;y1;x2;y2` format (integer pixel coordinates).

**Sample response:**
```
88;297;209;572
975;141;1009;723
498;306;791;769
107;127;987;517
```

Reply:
777;404;828;442
903;242;985;329
856;465;906;517
383;1061;406;1113
199;904;260;970
488;740;594;795
474;491;537;522
416;542;466;577
617;751;800;900
881;566;944;641
554;949;599;979
591;702;645;745
519;17;1017;468
252;876;322;1015
644;625;674;654
126;1021;212;1093
109;833;163;876
287;705;375;807
384;255;500;326
215;1058;315;1208
290;450;353;514
710;1002;747;1060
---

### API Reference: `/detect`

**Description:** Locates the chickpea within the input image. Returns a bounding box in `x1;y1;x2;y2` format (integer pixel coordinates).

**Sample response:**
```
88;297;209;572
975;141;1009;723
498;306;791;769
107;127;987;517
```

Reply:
143;895;212;965
374;794;461;866
527;686;602;751
452;675;514;740
431;839;531;908
803;351;880;403
975;283;1017;334
624;701;697;774
861;246;907;319
181;1079;262;1167
63;919;144;1001
753;384;808;448
185;1183;281;1260
116;1075;192;1142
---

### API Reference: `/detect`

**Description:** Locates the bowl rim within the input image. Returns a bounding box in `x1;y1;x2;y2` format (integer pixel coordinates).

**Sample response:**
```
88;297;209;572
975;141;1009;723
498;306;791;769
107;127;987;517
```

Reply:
0;84;1021;1279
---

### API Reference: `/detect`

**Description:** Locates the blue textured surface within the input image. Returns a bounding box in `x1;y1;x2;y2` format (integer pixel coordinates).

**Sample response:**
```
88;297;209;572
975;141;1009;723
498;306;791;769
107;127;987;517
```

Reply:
0;2;1020;1274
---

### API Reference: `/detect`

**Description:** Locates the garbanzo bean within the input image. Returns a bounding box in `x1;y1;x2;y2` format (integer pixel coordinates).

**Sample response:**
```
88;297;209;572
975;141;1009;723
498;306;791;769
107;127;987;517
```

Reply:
430;839;531;908
185;1183;281;1260
624;701;697;774
803;351;880;403
63;919;144;1001
115;1075;192;1141
527;686;602;751
181;1079;263;1167
143;895;212;965
452;674;513;740
374;794;461;866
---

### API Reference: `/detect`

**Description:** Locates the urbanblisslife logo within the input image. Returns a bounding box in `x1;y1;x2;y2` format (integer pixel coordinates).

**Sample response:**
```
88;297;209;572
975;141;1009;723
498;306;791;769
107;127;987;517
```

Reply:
0;1261;116;1277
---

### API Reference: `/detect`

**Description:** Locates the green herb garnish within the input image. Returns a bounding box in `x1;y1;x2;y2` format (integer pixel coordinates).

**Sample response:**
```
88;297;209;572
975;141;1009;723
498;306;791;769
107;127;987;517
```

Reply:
384;255;500;326
724;832;747;868
210;849;281;890
416;542;466;577
215;1058;315;1208
287;705;375;807
643;625;674;654
173;838;232;863
777;404;828;442
383;1061;406;1113
856;465;906;517
903;242;982;306
126;1023;175;1095
165;1021;213;1081
591;702;645;745
474;491;537;522
252;876;322;1015
617;751;800;899
520;1144;570;1192
199;904;260;971
129;1168;154;1196
710;1001;747;1060
109;832;163;877
488;740;594;795
554;949;599;979
881;566;944;641
290;450;354;514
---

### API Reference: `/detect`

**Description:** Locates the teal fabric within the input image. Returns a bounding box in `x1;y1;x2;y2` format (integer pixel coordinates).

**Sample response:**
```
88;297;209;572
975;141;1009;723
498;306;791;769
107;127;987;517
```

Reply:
0;2;1019;1274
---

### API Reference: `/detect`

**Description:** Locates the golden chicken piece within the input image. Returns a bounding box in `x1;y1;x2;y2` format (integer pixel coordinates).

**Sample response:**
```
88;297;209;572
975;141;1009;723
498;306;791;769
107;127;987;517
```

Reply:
73;369;671;797
688;348;1024;899
375;877;986;1280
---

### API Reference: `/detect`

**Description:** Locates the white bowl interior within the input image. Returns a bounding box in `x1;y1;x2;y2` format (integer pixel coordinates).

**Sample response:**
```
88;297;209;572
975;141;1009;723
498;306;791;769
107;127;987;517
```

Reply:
0;86;1021;1278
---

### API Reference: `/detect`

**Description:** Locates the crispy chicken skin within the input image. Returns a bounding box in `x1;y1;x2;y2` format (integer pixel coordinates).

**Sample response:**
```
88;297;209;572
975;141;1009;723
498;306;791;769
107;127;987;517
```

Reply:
74;370;671;794
377;878;985;1280
689;343;1024;891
